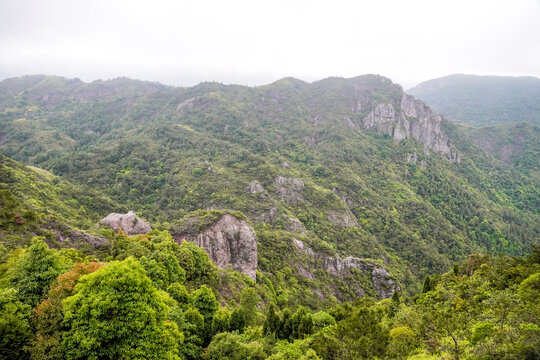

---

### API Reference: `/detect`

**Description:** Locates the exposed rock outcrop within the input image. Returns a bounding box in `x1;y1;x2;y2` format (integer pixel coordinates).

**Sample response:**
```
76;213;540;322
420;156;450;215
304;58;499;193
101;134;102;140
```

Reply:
44;220;108;249
292;238;397;298
248;180;264;194
362;94;460;162
100;211;152;235
175;214;258;280
275;176;304;203
371;267;396;299
327;210;358;227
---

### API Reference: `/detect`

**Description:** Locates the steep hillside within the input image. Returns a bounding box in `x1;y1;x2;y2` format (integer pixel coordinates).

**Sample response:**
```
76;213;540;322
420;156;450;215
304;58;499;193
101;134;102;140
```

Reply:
407;74;540;127
460;122;540;179
0;153;124;254
0;74;538;296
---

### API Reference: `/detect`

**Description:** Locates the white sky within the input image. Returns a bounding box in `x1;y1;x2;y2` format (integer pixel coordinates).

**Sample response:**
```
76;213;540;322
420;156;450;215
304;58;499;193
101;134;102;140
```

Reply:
0;0;539;89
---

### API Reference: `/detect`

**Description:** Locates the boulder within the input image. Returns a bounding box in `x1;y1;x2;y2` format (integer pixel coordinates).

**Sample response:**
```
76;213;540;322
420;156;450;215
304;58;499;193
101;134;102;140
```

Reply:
100;211;152;235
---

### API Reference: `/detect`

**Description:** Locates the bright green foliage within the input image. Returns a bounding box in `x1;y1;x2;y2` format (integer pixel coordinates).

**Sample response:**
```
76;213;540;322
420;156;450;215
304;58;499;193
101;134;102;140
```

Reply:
206;332;266;360
2;75;538;303
518;272;540;303
267;339;321;360
167;282;189;306
176;241;217;283
0;288;32;360
12;237;65;307
240;287;259;326
388;326;417;359
180;307;205;360
191;285;218;320
30;262;103;360
61;258;181;359
311;311;336;332
471;322;495;344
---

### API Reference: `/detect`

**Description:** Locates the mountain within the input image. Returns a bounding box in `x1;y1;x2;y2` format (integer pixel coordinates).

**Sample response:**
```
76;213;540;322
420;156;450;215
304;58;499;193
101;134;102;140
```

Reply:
460;122;540;179
407;74;540;127
0;74;538;300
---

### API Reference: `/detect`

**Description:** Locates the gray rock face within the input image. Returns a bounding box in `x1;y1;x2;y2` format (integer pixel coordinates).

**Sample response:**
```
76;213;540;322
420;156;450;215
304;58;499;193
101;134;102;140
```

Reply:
327;210;358;227
275;176;304;203
100;211;152;235
248;180;264;194
362;94;460;163
371;267;397;299
177;214;258;280
292;238;396;298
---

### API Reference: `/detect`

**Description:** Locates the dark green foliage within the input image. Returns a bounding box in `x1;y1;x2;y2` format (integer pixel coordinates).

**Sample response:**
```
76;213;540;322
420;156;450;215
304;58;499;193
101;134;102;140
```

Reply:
211;308;231;335
312;299;388;359
263;303;280;336
1;74;539;359
1;75;539;301
408;74;540;127
422;275;432;293
230;307;247;333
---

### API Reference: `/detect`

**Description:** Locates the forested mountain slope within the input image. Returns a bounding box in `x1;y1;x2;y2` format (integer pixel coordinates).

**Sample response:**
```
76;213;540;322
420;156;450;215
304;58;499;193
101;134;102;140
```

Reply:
460;122;540;179
0;74;538;296
407;74;540;127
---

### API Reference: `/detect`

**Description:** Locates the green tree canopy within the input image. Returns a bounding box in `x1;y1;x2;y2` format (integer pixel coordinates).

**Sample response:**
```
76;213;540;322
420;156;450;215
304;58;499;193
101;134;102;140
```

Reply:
61;258;181;359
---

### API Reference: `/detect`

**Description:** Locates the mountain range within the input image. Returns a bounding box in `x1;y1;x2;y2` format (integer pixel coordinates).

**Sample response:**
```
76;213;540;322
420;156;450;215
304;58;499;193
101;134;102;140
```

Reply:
1;74;539;301
408;74;540;127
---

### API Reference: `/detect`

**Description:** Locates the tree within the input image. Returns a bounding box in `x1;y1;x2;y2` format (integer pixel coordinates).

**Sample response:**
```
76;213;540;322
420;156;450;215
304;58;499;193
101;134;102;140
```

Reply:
0;288;32;360
211;308;231;335
167;282;189;307
191;285;218;320
181;307;205;360
30;262;103;360
240;287;259;326
298;313;314;339
206;332;266;360
12;237;65;307
422;275;432;293
387;326;417;359
263;304;280;336
61;258;181;359
230;307;247;333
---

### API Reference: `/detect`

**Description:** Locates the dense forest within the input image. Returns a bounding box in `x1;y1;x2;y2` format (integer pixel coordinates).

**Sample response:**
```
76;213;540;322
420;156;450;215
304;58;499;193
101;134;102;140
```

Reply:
407;74;540;127
1;74;539;359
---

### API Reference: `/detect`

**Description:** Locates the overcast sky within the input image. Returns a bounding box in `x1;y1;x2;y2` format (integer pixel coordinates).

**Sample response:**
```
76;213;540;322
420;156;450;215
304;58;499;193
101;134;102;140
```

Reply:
1;0;539;89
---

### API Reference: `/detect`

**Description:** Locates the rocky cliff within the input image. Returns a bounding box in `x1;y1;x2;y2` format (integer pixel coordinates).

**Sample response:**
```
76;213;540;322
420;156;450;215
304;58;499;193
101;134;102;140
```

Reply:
100;211;152;235
292;238;397;299
362;94;460;162
174;214;258;280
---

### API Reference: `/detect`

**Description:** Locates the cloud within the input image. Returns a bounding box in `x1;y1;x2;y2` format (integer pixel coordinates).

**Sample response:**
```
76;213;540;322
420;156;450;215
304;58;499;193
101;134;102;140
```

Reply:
1;0;539;88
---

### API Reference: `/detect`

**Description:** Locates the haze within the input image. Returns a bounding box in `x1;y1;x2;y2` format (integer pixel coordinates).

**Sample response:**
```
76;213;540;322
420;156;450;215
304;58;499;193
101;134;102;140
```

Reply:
1;0;539;88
